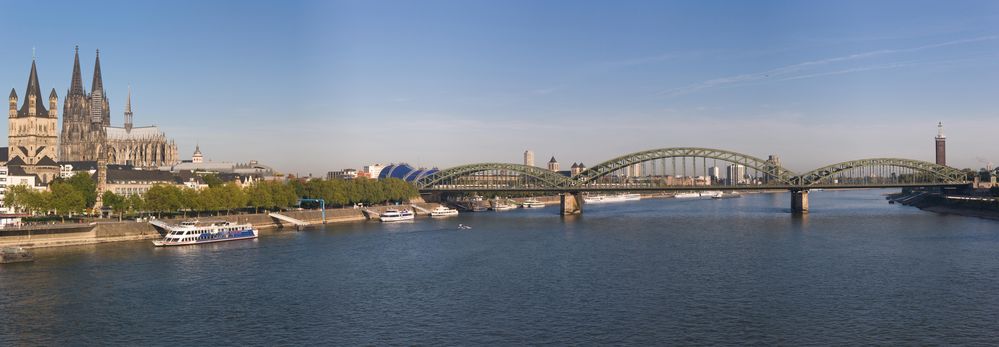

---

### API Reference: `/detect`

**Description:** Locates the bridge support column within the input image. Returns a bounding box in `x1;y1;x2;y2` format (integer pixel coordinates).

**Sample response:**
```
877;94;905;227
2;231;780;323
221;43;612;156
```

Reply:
560;192;582;215
791;189;809;214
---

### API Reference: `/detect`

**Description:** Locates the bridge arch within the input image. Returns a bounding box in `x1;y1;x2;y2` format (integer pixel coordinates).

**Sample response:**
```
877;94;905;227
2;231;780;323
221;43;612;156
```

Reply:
795;158;966;186
416;163;570;191
570;147;796;186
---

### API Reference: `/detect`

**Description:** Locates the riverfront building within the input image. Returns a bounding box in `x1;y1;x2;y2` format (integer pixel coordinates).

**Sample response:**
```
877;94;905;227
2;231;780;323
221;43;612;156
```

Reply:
547;156;560;172
524;150;535;167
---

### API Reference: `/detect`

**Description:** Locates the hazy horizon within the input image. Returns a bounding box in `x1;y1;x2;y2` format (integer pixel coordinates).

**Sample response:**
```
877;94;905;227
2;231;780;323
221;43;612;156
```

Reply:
2;0;998;175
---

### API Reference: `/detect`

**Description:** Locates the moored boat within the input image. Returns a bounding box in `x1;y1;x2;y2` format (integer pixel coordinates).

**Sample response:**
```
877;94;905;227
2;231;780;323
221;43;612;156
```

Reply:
674;191;721;199
380;209;415;222
584;193;642;204
152;220;258;247
0;247;33;264
520;199;546;208
430;206;460;217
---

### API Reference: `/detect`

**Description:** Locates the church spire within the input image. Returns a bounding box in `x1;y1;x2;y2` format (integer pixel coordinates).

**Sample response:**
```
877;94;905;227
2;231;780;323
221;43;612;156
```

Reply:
91;49;103;93
89;49;105;125
124;85;133;132
18;58;47;117
69;45;84;96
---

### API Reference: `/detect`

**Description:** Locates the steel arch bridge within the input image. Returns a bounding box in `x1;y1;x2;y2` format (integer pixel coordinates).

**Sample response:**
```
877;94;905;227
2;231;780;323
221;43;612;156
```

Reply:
414;162;572;192
416;147;968;192
571;147;796;186
793;158;966;186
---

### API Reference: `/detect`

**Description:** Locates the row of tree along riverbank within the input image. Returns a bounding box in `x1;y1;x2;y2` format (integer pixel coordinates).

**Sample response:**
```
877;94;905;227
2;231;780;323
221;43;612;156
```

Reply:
4;174;420;222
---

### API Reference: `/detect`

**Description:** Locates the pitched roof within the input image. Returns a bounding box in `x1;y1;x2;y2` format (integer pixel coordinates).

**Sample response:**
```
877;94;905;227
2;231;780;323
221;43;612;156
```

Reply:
0;147;8;163
106;169;176;183
5;156;26;166
549;156;558;163
17;60;47;117
36;156;58;166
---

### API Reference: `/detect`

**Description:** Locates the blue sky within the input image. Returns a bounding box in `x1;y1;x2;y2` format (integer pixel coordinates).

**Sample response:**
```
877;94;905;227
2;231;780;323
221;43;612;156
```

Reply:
3;1;999;174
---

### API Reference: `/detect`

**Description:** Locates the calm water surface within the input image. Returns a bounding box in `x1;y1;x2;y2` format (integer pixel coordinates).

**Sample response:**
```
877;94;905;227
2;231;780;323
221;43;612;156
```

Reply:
2;189;999;345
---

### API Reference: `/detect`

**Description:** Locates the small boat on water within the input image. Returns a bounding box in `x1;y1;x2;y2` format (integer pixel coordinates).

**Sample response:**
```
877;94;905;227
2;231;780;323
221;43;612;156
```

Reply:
152;220;258;247
470;205;489;212
430;206;460;217
520;199;546;208
0;247;33;264
458;224;472;230
380;209;415;222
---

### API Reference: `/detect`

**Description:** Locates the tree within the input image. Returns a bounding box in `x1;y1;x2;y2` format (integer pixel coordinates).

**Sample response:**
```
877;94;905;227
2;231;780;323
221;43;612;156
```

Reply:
4;185;49;214
202;173;224;188
127;194;145;216
49;182;85;221
101;191;128;220
65;172;98;209
246;182;273;212
144;184;184;217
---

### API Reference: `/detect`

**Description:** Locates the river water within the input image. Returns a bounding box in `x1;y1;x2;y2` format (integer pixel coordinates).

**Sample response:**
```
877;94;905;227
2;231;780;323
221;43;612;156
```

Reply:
2;189;999;345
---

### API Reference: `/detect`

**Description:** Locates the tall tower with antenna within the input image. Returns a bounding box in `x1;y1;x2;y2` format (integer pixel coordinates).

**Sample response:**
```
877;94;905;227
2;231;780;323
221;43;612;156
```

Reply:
935;122;946;166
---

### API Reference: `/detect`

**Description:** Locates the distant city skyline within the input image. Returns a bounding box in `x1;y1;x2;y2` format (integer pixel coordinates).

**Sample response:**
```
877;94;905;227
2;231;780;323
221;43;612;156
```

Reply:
2;1;999;174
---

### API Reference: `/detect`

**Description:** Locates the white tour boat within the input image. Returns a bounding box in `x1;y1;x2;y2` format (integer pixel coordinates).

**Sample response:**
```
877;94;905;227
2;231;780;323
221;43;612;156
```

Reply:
584;193;642;204
520;199;546;208
674;191;722;199
152;220;258;247
380;209;415;222
430;206;460;217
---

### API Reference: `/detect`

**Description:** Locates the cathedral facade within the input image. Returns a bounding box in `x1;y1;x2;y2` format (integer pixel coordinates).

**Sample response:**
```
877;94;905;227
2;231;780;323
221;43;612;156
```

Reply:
59;48;178;168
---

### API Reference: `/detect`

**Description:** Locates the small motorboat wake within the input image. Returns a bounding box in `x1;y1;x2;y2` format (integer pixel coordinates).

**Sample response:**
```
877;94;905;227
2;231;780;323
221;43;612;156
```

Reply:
457;224;472;230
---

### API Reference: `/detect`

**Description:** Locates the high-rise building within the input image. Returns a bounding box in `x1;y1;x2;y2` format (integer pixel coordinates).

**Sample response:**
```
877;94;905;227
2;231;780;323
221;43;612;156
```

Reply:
547;156;559;172
523;150;534;167
935;122;946;166
627;163;642;177
726;164;746;185
764;154;782;183
708;166;721;183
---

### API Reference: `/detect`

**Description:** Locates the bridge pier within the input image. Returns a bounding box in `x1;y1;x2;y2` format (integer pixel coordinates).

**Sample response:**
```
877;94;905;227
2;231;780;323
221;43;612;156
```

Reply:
560;192;582;215
790;189;809;214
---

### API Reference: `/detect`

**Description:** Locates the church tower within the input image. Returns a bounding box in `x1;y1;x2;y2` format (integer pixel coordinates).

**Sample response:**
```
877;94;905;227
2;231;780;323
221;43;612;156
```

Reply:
8;58;59;165
60;46;91;162
85;49;109;161
7;56;59;182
